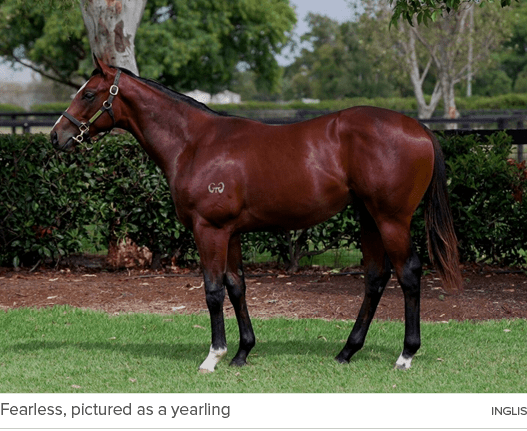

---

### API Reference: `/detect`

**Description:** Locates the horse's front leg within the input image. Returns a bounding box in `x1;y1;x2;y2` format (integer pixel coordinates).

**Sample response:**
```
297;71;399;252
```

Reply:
193;223;230;373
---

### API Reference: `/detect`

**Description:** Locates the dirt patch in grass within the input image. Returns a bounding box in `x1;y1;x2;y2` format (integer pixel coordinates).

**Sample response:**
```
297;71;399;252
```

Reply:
1;260;525;322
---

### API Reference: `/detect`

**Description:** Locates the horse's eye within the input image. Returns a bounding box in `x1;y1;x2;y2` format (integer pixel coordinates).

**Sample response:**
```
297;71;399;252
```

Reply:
83;92;95;101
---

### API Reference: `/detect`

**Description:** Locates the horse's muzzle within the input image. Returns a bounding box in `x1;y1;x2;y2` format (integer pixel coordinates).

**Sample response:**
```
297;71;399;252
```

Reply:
50;131;74;151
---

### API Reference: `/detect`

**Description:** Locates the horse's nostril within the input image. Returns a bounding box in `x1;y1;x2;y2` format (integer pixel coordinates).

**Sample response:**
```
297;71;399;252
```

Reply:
50;131;58;146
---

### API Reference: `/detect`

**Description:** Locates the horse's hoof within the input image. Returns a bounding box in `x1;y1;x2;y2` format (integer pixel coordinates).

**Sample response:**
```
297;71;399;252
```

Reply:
198;367;214;374
394;363;410;370
229;358;247;367
394;354;413;370
335;355;349;364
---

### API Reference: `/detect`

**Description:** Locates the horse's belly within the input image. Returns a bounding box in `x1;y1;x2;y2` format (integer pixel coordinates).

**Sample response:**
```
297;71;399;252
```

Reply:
246;176;351;230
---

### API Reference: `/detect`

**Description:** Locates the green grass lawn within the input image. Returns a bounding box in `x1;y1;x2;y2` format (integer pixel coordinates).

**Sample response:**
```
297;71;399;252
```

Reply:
0;306;525;393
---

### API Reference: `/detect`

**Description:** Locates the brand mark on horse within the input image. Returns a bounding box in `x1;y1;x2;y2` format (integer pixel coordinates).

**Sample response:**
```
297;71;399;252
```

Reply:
208;182;225;194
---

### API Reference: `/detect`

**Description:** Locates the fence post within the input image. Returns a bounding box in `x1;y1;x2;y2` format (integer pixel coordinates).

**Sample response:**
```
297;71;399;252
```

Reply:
11;114;17;134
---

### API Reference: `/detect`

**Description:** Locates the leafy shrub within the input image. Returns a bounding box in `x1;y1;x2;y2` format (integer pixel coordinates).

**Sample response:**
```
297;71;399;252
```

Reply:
0;133;196;267
0;134;95;266
438;131;527;265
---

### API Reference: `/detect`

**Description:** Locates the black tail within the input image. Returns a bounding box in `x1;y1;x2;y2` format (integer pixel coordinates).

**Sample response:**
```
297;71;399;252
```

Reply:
424;129;463;292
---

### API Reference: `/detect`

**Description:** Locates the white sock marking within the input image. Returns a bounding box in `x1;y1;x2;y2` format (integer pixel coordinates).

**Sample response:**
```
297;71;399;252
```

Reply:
199;345;227;373
395;353;413;370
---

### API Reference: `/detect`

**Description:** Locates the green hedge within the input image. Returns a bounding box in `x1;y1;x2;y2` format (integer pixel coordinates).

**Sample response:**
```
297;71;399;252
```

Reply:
29;92;527;116
0;104;25;113
0;134;192;268
1;131;526;268
29;102;71;113
439;131;527;264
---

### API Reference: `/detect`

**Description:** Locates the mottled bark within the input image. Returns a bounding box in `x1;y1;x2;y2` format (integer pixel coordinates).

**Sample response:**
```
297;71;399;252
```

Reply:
79;0;146;75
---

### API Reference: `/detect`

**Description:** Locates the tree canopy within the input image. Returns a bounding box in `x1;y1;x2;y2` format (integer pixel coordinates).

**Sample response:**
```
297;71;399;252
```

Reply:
389;0;518;26
0;0;295;92
282;13;395;100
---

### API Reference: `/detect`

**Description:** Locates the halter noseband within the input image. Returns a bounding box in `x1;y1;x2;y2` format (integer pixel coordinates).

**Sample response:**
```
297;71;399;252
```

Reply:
62;69;122;144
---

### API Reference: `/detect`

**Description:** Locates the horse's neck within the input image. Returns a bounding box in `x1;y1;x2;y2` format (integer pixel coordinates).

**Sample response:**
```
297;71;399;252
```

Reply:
120;80;210;178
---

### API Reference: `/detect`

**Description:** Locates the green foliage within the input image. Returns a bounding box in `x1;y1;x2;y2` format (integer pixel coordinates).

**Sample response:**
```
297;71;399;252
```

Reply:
0;0;88;88
455;93;527;111
468;69;513;97
0;104;25;113
0;134;94;267
499;2;527;83
0;0;295;93
438;131;527;265
139;0;295;94
0;133;195;267
389;0;518;27
513;64;527;94
282;14;397;100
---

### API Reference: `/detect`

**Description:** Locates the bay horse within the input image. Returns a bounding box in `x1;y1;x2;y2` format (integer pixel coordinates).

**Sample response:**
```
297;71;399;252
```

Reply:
51;57;462;373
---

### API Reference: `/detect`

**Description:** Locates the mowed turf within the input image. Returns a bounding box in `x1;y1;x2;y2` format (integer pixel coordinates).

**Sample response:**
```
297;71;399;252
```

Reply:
0;306;525;393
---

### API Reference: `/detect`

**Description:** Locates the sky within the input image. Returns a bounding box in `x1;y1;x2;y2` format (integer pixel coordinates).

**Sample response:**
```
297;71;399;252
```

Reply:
290;0;352;35
278;0;353;65
0;0;353;83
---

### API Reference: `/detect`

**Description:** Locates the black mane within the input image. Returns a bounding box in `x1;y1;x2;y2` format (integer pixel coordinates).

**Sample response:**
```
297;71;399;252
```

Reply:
95;66;226;116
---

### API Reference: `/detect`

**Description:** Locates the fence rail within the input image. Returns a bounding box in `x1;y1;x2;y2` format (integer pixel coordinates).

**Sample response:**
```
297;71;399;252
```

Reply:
0;112;59;134
1;111;525;161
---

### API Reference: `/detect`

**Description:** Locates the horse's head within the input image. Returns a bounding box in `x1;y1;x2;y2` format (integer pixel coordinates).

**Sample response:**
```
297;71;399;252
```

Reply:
51;56;122;150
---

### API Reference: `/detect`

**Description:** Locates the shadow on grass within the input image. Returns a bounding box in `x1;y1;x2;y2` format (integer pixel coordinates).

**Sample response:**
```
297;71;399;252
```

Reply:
5;337;400;368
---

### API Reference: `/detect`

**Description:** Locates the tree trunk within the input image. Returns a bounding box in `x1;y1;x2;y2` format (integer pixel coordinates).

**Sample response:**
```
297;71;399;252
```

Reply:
79;0;146;75
403;27;442;119
441;79;459;129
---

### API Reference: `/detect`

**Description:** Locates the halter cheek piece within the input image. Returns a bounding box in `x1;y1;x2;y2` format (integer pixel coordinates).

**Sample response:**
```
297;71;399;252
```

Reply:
62;69;122;144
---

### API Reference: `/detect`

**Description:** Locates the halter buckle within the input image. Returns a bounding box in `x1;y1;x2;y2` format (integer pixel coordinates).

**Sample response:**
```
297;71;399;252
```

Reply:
73;133;85;144
110;85;119;96
79;123;89;133
103;100;112;110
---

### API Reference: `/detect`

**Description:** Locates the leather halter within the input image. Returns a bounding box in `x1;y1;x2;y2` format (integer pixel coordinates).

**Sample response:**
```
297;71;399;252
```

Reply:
62;69;122;144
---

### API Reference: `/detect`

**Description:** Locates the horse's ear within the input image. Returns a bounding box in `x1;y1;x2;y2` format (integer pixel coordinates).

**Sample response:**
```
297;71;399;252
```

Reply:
92;54;111;76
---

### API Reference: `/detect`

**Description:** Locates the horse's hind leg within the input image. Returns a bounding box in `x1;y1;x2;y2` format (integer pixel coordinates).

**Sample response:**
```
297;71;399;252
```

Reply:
336;208;392;363
378;219;422;370
225;234;255;367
